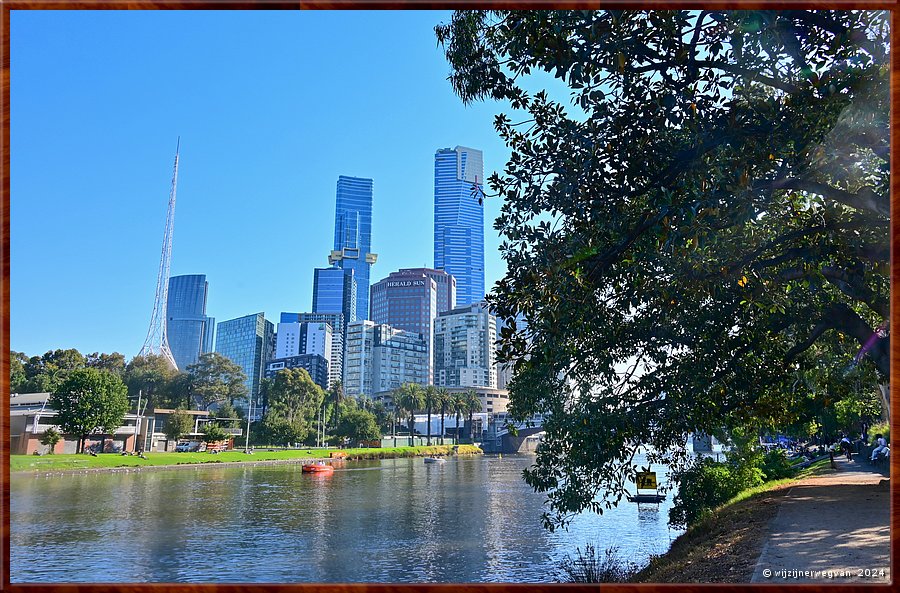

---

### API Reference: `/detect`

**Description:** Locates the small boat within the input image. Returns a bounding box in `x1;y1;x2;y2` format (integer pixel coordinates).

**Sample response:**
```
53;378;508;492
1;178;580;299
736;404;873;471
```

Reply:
627;493;665;503
302;463;334;473
424;457;447;464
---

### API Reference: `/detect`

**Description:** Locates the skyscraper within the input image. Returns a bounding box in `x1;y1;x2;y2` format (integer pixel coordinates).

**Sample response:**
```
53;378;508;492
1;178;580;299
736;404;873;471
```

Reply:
166;274;215;371
282;312;346;388
434;146;485;306
215;312;274;417
433;301;497;389
313;265;357;325
370;268;456;384
329;175;376;321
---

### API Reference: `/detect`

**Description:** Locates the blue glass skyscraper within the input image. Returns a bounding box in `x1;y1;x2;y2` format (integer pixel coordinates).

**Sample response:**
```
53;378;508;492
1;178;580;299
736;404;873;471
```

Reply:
329;175;376;321
166;274;215;371
312;265;357;325
434;146;485;306
215;312;274;417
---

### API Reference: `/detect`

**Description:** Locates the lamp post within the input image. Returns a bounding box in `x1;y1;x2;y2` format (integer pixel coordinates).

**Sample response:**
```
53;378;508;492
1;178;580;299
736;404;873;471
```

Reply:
244;396;253;454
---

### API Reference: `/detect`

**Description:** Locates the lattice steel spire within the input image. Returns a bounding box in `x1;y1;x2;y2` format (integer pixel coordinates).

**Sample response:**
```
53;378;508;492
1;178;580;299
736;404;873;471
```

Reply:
138;139;180;369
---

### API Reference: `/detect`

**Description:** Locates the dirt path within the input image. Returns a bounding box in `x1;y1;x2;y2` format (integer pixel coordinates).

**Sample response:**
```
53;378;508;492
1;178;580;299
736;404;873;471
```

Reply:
750;456;890;583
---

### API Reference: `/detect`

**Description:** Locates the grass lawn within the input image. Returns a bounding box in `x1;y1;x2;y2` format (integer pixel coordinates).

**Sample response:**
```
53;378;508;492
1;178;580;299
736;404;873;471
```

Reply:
11;444;482;473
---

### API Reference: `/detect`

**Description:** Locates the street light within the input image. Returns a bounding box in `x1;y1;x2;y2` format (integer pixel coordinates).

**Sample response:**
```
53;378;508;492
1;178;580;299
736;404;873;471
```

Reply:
244;396;253;454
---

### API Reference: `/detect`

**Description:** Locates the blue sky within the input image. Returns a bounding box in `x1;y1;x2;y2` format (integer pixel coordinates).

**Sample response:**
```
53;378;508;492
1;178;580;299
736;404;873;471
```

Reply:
11;10;568;358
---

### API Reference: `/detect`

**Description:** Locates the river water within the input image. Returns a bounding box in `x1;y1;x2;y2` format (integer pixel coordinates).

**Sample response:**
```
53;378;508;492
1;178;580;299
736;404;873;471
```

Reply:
11;454;681;583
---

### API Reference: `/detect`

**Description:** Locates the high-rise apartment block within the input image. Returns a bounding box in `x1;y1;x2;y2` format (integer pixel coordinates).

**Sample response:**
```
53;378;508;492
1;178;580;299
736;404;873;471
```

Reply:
433;301;497;389
274;321;333;362
370;268;456;384
329;176;376;321
215;312;274;417
282;312;345;388
434;146;485;306
166;274;215;371
265;354;329;390
343;321;427;398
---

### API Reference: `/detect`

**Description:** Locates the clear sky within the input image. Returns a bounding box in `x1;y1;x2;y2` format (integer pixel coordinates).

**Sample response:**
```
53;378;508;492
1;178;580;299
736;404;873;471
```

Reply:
10;10;566;358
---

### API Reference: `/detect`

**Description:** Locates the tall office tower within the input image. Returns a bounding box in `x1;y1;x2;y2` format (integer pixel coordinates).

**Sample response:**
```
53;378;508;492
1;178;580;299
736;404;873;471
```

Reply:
202;316;216;355
343;321;427;399
274;321;333;362
166;274;215;371
433;301;497;389
434;146;485;306
283;312;346;388
370;268;456;384
329;175;376;321
313;265;357;325
215;312;274;417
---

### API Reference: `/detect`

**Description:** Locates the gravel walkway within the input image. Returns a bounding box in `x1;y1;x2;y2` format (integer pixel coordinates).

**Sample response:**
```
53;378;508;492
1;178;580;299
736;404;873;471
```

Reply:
750;456;890;583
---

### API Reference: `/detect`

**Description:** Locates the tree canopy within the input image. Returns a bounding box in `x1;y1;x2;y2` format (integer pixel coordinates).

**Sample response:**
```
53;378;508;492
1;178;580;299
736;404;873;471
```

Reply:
49;368;129;453
186;352;249;408
437;9;889;529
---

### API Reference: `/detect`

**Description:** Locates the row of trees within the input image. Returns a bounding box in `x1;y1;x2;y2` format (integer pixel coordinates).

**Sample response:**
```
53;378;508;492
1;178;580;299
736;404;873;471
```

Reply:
12;348;250;411
390;384;483;446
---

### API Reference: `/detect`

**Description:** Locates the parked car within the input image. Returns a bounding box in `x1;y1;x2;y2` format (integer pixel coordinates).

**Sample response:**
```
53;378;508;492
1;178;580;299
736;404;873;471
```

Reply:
175;440;203;452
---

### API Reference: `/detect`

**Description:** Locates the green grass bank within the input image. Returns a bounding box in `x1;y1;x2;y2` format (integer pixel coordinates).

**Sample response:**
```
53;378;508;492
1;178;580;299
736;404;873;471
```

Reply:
12;444;483;474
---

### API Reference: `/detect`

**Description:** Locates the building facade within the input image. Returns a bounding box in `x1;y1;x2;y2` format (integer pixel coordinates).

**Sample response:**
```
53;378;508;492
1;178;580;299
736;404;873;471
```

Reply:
344;321;427;398
265;354;330;390
434;146;485;306
215;312;274;416
274;321;333;363
312;265;357;325
166;274;215;371
370;268;455;384
329;175;376;321
283;312;346;388
433;301;498;389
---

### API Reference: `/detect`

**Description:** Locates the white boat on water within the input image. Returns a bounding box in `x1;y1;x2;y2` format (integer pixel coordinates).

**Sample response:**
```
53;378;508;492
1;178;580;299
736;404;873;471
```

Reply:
424;457;447;464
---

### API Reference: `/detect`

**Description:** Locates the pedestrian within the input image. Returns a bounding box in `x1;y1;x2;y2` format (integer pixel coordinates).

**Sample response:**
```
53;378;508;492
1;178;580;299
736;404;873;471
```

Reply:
870;434;888;462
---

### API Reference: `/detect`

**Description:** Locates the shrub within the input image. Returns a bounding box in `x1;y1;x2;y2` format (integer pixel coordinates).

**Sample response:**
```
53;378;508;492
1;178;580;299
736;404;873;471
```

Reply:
558;544;639;583
760;449;796;481
669;456;764;529
869;422;890;445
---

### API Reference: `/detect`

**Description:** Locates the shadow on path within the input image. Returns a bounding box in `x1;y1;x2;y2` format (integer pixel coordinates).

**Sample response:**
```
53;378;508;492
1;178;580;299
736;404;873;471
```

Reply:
750;457;890;583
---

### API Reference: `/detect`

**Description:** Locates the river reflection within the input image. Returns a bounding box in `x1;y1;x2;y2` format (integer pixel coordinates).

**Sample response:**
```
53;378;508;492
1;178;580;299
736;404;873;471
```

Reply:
11;454;681;583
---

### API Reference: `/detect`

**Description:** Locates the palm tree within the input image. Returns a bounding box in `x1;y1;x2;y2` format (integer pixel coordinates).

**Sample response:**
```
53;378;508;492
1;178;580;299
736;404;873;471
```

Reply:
423;386;439;446
464;389;482;441
436;387;451;444
451;391;465;445
393;383;424;447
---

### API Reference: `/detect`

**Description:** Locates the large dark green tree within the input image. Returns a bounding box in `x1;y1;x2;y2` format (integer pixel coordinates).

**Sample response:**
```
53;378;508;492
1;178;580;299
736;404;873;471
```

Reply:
437;10;889;529
186;352;248;408
336;408;381;446
49;368;129;454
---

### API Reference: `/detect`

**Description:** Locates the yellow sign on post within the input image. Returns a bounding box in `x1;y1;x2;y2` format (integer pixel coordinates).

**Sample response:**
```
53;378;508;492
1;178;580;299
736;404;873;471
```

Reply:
636;471;657;490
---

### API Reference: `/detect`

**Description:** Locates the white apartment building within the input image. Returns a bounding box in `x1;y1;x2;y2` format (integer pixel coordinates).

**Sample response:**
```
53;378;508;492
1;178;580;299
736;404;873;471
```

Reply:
433;301;497;389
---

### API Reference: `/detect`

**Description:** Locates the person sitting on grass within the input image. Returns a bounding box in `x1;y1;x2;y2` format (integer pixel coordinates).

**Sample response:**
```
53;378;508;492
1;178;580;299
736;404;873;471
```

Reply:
870;434;888;462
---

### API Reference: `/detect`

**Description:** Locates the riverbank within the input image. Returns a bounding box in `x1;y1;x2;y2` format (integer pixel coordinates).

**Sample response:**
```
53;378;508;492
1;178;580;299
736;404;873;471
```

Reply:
632;457;889;583
12;444;483;476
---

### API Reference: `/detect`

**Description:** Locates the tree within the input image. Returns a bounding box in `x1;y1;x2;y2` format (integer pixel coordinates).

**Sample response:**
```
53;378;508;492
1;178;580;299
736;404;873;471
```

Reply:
336;408;381;446
423;386;440;445
85;352;126;377
436;387;451;441
449;391;466;445
124;354;177;409
268;368;324;426
201;422;228;444
9;351;28;393
463;389;482;441
187;353;248;409
40;427;61;454
19;348;86;393
49;368;129;453
437;10;889;529
164;408;194;446
393;383;424;447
